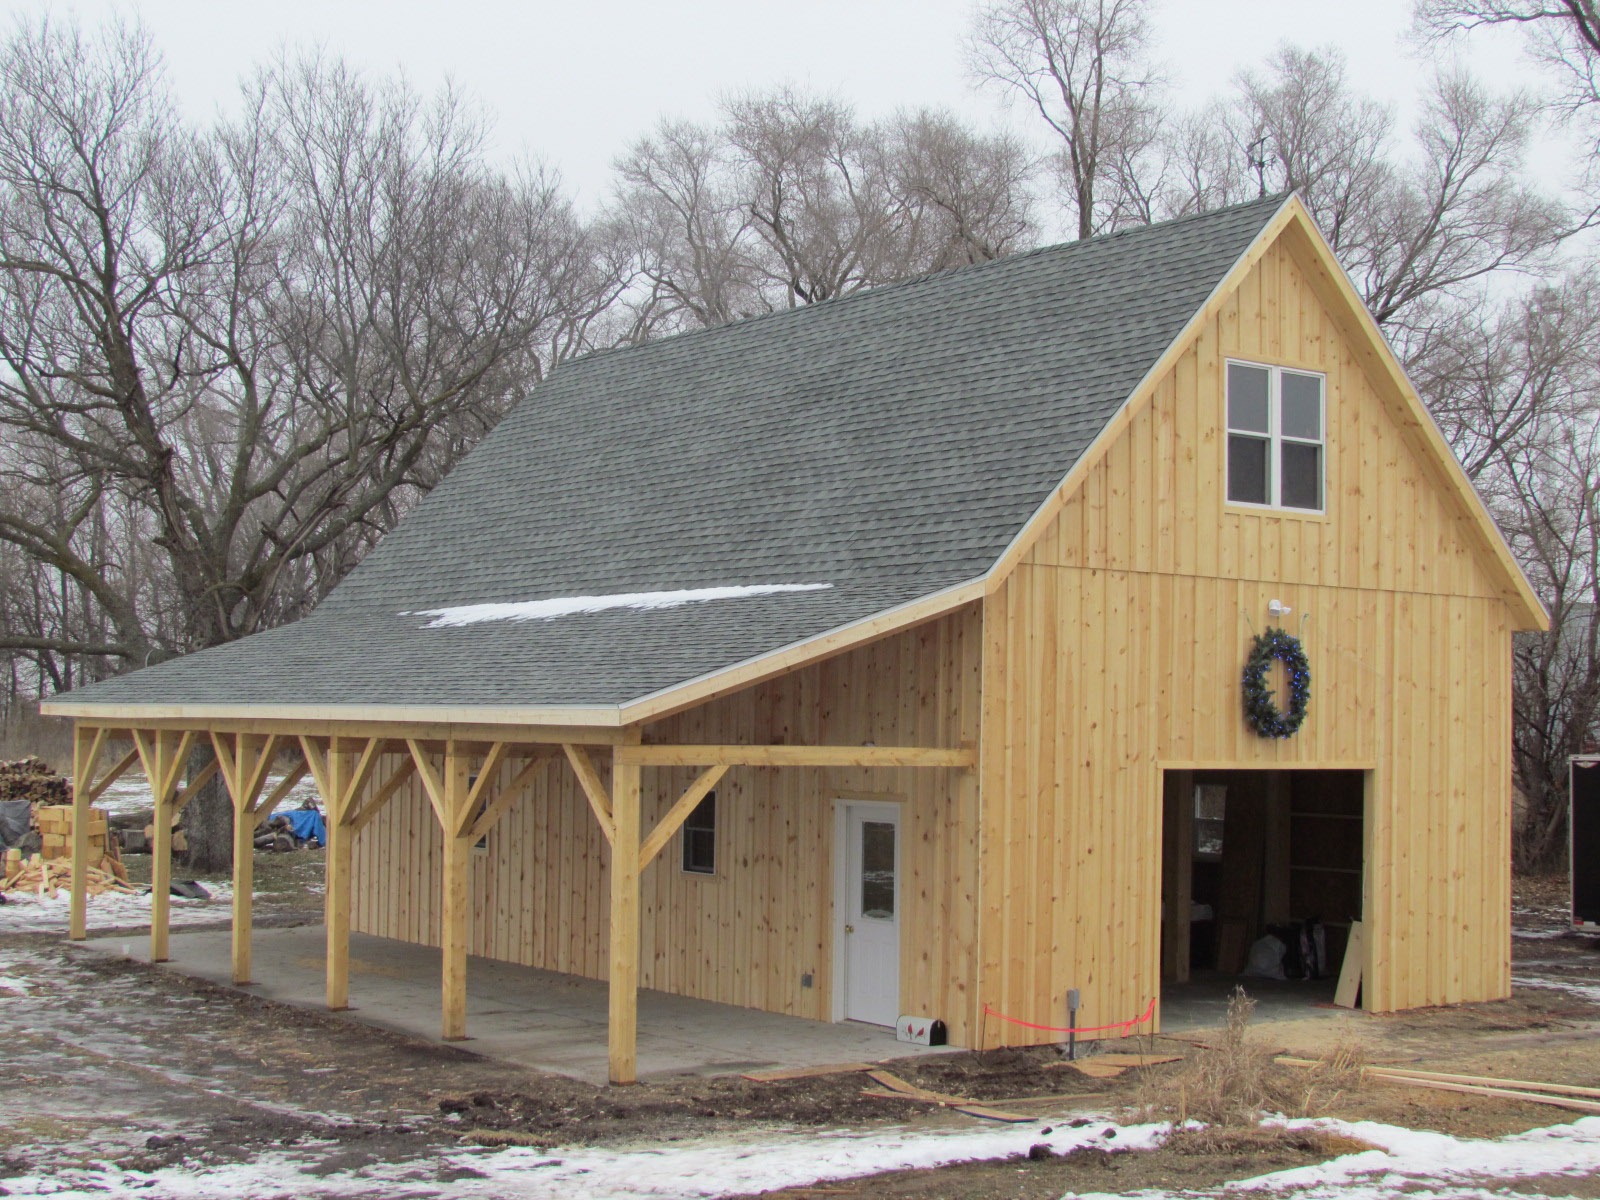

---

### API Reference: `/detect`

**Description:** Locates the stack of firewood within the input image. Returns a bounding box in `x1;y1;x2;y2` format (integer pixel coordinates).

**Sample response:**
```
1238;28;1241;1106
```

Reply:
0;757;71;806
1;849;136;897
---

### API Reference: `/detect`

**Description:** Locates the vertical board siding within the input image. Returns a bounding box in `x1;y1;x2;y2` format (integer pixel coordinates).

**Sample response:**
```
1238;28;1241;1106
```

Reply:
977;237;1515;1044
351;602;983;1045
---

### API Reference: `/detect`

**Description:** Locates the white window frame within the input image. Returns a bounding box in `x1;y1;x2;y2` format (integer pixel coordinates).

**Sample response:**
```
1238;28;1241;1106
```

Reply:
1224;359;1327;514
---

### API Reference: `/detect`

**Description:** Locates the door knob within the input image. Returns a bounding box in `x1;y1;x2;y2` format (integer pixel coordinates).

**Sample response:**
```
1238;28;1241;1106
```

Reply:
844;924;855;934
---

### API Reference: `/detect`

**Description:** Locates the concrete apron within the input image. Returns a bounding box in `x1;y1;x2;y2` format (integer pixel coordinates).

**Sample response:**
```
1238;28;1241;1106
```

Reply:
81;925;956;1085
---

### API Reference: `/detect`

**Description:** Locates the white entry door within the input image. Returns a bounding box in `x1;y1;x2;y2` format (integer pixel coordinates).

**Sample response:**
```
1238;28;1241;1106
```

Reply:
835;802;901;1026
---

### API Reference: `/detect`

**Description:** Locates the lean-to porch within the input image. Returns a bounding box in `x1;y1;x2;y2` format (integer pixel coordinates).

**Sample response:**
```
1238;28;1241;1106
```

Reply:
62;719;976;1084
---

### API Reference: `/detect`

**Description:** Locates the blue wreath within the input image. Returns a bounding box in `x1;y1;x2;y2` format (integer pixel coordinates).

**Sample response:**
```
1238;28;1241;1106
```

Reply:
1242;626;1310;739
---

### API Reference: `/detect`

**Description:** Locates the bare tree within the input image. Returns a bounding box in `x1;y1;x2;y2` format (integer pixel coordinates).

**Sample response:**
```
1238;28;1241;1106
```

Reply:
0;20;618;867
882;110;1037;268
610;92;1036;334
1146;49;1568;343
969;0;1160;239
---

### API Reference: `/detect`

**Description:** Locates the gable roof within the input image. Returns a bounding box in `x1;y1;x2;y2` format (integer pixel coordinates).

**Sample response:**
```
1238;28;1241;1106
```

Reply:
41;195;1540;728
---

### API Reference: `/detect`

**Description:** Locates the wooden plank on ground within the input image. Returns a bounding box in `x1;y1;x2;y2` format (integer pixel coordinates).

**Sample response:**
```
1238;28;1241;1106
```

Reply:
740;1062;875;1083
1057;1060;1126;1079
1087;1052;1183;1067
862;1070;1032;1123
1334;919;1364;1008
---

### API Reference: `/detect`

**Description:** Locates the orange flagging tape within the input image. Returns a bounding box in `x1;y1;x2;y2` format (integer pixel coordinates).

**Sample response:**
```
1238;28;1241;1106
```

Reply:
981;996;1156;1036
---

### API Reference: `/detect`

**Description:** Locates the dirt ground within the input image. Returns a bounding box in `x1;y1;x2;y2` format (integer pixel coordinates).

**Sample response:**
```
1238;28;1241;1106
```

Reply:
2;867;1598;1197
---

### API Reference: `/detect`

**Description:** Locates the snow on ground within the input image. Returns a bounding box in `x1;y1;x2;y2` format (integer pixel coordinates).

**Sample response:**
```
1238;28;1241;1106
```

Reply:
0;880;234;935
5;1115;1600;1200
1073;1115;1600;1200
1513;973;1600;1004
407;582;833;628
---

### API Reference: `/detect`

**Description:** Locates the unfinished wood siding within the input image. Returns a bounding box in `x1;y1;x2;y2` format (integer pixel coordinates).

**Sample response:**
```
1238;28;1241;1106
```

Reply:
976;234;1516;1043
351;602;983;1044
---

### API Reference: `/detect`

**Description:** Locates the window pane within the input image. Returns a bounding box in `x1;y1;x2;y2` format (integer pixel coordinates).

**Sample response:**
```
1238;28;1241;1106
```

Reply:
1281;372;1323;440
682;794;715;873
1280;441;1323;509
860;820;896;919
1227;364;1270;433
1228;434;1269;504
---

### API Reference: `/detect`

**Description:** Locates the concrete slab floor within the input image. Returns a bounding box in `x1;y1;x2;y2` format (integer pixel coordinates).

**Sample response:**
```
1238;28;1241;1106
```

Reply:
82;926;957;1086
1160;972;1359;1034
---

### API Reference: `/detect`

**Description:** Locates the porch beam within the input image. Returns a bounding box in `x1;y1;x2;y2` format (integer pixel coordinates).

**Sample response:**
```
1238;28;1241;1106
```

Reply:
68;725;107;941
301;735;384;1011
132;728;195;964
211;732;281;985
438;741;473;1040
608;745;642;1084
639;764;728;868
613;744;976;769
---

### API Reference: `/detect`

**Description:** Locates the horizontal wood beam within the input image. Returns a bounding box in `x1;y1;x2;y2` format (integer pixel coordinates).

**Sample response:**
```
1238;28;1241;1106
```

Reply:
614;744;976;769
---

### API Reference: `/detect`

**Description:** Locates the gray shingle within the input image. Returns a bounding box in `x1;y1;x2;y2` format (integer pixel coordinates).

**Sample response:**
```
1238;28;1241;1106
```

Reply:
62;197;1285;713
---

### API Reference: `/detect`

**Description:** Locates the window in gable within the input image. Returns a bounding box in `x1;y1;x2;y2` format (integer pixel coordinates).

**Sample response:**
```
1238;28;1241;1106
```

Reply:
681;791;716;875
1226;361;1325;512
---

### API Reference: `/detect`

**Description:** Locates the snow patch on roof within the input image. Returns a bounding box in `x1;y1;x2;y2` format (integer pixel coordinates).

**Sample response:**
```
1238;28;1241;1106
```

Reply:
407;583;834;629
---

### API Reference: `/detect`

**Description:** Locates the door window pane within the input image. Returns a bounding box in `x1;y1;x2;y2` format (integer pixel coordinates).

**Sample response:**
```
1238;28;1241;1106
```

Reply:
1227;364;1270;433
1280;441;1322;510
1228;434;1269;504
1281;372;1322;439
860;820;896;919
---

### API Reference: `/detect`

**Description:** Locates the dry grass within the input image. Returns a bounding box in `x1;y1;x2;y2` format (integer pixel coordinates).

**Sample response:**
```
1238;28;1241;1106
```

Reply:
1162;1123;1377;1158
1137;988;1368;1129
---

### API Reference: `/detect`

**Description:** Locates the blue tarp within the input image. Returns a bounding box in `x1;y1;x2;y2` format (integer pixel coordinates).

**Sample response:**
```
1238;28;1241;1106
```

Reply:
281;808;326;845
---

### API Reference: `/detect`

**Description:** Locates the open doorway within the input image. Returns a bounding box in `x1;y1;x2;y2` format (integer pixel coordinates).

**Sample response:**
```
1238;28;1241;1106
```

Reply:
1160;769;1366;1022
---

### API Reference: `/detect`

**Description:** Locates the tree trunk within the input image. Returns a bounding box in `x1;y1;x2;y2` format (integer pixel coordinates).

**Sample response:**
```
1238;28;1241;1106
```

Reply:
183;744;233;875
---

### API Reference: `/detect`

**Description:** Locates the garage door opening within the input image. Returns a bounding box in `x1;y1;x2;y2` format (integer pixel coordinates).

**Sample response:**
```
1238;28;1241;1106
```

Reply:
1160;768;1367;1024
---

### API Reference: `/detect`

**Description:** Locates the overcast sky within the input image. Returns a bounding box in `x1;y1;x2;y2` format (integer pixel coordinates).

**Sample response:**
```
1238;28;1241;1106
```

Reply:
21;0;1553;212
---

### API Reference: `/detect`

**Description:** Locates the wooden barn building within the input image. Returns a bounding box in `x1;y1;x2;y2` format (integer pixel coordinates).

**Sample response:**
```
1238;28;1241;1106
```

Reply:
46;195;1546;1083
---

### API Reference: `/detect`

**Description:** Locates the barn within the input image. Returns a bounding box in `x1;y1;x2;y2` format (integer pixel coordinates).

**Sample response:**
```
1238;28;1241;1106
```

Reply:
44;194;1546;1084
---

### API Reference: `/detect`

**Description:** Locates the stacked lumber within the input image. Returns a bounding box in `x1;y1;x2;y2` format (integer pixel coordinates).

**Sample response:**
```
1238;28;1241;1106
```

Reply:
0;756;71;805
1277;1056;1600;1115
0;849;135;897
35;804;115;862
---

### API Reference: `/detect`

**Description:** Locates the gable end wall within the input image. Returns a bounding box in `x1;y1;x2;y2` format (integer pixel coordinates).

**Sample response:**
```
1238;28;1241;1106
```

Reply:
975;233;1515;1042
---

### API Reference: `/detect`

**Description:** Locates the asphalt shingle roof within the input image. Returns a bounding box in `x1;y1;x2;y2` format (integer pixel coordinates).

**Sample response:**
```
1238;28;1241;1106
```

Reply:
61;196;1285;714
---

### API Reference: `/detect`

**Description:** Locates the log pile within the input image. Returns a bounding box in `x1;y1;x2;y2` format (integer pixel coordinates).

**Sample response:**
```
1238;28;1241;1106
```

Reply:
1;849;135;897
0;756;72;805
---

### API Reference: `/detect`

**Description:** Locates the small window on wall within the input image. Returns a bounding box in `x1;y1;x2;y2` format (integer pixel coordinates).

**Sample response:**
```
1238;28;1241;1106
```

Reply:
1194;784;1227;861
1226;361;1325;512
681;792;716;875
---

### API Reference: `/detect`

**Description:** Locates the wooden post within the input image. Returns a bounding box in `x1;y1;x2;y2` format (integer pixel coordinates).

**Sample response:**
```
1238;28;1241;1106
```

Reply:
441;742;472;1041
134;729;192;964
325;740;353;1011
232;777;256;985
216;732;278;986
608;748;641;1084
68;725;104;941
